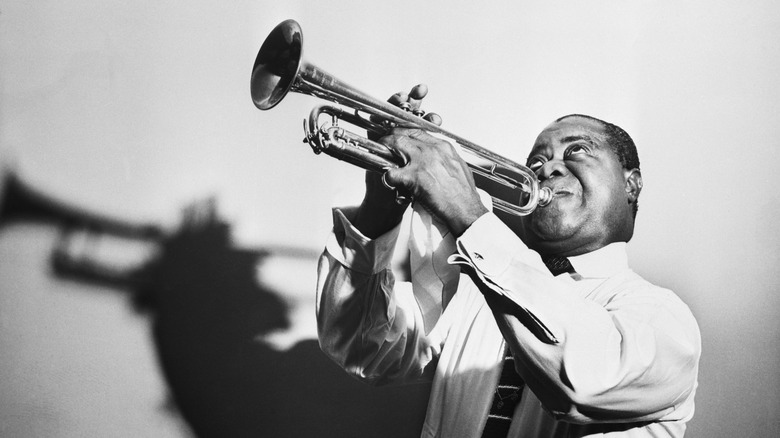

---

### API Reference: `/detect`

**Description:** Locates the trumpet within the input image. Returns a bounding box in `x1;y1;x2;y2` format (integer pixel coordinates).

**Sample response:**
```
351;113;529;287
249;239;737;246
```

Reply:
250;19;552;216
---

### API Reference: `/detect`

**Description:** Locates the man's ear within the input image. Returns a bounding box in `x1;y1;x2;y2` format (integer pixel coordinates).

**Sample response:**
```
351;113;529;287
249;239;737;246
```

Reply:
625;168;643;203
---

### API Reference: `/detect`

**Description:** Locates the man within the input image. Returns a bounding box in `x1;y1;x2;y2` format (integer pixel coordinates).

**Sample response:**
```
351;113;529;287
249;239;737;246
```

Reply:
316;86;701;437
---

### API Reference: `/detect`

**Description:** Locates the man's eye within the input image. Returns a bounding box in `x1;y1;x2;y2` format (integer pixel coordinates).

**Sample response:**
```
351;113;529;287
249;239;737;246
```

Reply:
564;144;589;157
527;158;545;171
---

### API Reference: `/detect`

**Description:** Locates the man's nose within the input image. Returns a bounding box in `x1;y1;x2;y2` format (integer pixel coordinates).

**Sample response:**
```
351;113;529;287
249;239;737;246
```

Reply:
537;160;568;181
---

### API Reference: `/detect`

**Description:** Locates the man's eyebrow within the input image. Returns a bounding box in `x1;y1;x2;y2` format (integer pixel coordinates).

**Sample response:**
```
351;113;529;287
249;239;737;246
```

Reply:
526;143;550;158
560;135;595;144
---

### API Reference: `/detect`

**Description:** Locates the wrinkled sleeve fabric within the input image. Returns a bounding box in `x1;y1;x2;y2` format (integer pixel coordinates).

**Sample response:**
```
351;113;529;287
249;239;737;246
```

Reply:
451;213;701;425
316;207;442;385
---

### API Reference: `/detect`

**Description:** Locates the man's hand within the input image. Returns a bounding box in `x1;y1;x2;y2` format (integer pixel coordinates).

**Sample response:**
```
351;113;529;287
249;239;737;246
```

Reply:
353;85;441;239
380;128;488;236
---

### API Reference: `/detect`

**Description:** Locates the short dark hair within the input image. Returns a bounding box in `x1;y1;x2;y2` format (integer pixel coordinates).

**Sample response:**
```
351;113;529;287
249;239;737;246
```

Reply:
555;114;641;216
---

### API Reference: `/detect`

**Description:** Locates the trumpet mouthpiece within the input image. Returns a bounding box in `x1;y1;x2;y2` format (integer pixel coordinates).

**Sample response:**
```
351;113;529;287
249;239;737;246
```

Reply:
537;187;554;207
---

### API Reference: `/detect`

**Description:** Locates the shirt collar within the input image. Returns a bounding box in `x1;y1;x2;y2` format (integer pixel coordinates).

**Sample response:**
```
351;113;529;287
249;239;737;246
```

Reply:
567;242;629;278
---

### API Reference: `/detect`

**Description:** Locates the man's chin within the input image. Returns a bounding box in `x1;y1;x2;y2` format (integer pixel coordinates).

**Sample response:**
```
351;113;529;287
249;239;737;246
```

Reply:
523;210;579;249
528;206;570;233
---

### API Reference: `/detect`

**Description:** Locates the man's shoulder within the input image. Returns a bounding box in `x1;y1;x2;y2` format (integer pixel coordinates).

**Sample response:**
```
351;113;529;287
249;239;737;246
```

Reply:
604;269;699;328
607;269;680;300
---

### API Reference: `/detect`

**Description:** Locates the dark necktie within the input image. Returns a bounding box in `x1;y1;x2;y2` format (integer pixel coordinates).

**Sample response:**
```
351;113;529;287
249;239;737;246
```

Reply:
481;256;575;437
542;255;575;276
480;349;525;438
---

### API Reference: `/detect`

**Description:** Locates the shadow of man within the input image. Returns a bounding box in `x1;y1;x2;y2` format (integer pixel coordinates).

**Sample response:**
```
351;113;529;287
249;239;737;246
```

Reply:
132;202;432;438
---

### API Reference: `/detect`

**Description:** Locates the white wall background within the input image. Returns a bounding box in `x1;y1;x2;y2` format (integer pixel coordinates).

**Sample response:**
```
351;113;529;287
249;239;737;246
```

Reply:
1;1;778;436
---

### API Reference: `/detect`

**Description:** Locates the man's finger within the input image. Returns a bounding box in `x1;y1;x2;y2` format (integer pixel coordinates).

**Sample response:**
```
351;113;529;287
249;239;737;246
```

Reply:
424;112;443;126
383;165;413;196
407;84;428;112
409;84;428;100
388;91;409;106
392;127;438;142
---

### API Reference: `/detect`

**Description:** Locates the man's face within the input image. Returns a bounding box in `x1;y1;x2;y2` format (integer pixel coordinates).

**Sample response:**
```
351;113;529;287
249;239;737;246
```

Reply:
520;117;637;256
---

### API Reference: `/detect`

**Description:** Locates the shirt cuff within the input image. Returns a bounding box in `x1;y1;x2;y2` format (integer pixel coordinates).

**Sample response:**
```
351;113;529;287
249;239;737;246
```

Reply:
448;213;560;344
326;206;402;274
450;213;547;277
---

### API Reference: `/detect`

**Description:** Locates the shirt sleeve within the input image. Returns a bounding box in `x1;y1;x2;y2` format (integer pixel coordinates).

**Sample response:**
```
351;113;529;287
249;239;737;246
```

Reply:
316;207;441;385
450;213;701;424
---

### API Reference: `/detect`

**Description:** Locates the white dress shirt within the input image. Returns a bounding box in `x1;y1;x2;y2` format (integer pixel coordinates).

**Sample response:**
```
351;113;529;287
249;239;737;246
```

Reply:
316;207;700;438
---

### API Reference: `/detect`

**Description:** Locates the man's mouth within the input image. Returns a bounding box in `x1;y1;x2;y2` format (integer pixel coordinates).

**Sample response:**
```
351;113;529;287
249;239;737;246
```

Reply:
542;185;573;198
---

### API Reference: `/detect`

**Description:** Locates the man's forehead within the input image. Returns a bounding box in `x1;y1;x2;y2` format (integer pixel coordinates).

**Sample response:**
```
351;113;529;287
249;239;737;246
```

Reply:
532;117;607;150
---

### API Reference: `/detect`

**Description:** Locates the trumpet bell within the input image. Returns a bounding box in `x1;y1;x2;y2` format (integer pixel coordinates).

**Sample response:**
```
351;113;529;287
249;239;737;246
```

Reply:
251;19;304;110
